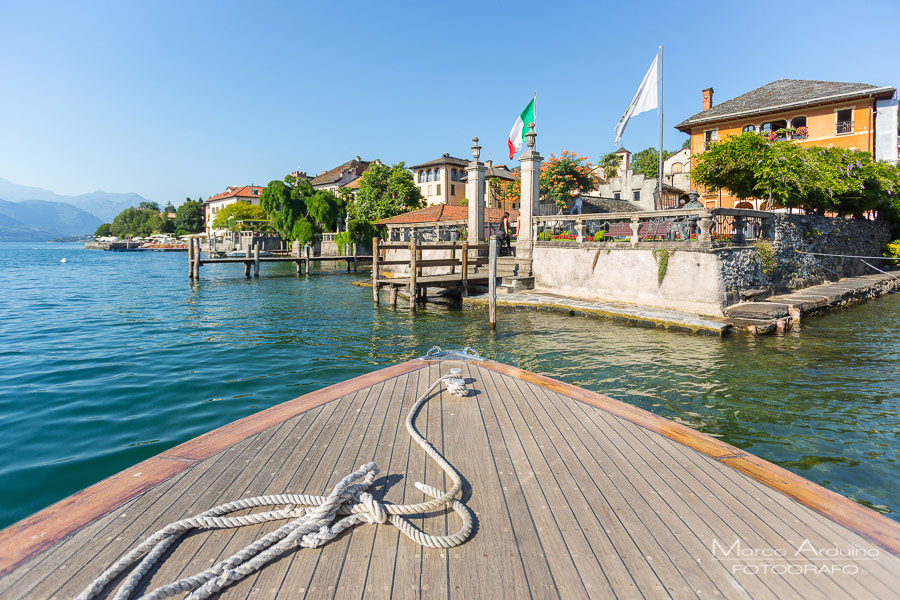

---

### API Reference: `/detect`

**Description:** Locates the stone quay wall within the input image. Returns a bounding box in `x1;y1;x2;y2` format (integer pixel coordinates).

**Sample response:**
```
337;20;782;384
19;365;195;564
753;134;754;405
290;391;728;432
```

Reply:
719;214;892;305
532;215;892;316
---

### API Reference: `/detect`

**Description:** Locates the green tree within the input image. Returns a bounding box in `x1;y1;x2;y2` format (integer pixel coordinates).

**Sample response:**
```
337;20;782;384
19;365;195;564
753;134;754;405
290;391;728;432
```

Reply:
211;202;269;231
259;178;342;245
598;152;620;180
138;201;160;211
110;207;151;237
174;199;205;234
148;212;174;234
163;202;176;213
692;132;900;217
631;148;672;179
94;223;112;237
351;162;424;222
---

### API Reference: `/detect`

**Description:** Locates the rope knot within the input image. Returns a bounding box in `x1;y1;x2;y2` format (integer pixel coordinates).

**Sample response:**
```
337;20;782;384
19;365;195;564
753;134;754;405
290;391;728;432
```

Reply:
358;492;387;524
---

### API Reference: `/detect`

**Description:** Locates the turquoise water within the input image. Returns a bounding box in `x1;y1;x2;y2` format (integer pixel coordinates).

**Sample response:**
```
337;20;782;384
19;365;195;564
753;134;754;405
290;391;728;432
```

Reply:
1;242;898;528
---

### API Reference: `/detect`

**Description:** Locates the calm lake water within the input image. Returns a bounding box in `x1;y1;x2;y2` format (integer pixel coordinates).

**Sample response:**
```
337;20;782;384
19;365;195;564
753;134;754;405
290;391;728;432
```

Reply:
1;242;898;528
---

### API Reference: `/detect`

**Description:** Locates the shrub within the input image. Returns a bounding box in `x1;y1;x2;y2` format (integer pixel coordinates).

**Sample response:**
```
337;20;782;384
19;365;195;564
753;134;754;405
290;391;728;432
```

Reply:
756;239;777;274
593;232;604;242
883;240;900;265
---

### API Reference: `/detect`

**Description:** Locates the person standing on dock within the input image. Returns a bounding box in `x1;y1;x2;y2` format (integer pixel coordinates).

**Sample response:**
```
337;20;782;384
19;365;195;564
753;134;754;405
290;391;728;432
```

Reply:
500;212;511;255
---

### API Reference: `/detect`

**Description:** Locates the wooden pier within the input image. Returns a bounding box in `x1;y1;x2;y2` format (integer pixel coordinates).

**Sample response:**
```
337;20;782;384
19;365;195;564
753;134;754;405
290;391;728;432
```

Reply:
371;238;498;314
187;238;371;279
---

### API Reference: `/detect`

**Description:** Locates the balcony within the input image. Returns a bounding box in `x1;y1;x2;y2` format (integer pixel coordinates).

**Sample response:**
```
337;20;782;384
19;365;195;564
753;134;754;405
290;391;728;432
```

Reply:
836;120;854;135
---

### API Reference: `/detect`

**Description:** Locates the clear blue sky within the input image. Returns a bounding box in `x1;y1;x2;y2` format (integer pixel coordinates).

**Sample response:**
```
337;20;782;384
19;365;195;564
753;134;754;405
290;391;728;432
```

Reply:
0;0;897;205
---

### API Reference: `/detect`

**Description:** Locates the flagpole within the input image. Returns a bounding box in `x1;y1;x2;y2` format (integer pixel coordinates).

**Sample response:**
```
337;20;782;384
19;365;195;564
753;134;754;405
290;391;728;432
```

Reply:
657;45;663;211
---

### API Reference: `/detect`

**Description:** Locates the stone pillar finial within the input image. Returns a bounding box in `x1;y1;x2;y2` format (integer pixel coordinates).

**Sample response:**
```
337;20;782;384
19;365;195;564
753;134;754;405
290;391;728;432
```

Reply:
525;123;536;150
471;137;481;161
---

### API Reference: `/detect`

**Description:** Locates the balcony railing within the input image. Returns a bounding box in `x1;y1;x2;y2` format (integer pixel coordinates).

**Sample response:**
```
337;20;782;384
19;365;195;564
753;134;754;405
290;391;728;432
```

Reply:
836;120;854;134
533;207;775;247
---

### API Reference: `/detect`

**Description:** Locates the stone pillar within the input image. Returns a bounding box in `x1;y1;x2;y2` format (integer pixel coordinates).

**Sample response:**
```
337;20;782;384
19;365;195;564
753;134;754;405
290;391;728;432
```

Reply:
517;123;542;260
466;137;486;243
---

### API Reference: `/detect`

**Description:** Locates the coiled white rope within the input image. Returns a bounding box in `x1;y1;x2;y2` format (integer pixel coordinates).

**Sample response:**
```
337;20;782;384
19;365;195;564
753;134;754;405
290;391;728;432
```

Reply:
78;373;473;600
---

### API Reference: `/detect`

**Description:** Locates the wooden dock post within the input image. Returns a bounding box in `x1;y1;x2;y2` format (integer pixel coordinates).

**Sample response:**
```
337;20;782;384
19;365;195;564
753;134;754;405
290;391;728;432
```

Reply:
304;243;311;276
253;243;260;277
352;243;358;272
389;285;398;307
489;236;497;330
193;238;200;280
461;242;469;297
188;237;195;279
372;237;380;305
409;238;417;311
294;241;302;275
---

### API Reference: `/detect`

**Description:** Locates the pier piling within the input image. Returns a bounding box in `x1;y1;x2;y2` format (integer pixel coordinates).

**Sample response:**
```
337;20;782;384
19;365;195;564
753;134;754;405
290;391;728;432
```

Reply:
305;244;311;276
461;242;469;297
489;236;497;330
188;238;195;279
389;285;398;307
253;244;260;277
409;238;417;312
372;237;380;305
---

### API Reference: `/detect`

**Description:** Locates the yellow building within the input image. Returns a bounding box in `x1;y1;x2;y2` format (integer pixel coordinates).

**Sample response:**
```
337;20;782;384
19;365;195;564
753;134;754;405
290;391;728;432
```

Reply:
675;79;897;209
411;154;469;206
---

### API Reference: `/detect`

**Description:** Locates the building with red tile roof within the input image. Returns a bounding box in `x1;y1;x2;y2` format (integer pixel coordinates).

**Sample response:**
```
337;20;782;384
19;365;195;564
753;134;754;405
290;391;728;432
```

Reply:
310;156;374;195
203;185;265;232
376;204;519;241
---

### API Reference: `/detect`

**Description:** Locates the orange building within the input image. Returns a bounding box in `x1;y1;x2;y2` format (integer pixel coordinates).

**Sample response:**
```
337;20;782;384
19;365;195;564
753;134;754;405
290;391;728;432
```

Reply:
675;79;897;209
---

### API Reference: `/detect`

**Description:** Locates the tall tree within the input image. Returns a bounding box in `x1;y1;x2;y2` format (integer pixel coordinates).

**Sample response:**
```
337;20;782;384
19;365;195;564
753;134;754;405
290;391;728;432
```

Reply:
138;201;160;212
259;178;342;245
94;223;112;237
598;152;620;180
691;132;900;216
211;202;269;231
351;162;424;222
631;148;672;179
174;199;204;234
163;202;176;213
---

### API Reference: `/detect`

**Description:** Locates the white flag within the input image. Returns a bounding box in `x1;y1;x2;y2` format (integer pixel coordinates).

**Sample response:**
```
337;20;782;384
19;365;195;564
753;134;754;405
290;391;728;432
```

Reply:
614;54;659;145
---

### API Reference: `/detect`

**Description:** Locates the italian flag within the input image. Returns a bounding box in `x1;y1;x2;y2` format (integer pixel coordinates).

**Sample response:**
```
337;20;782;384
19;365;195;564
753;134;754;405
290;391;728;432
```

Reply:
508;97;536;159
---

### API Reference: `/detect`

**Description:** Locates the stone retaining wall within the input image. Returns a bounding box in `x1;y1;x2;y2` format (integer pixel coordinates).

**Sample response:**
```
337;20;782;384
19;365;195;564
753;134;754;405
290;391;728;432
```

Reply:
532;215;892;315
719;215;891;304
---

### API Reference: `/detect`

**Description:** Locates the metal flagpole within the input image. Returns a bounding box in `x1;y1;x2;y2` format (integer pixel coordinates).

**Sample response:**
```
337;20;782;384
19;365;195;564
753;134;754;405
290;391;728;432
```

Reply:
657;45;663;211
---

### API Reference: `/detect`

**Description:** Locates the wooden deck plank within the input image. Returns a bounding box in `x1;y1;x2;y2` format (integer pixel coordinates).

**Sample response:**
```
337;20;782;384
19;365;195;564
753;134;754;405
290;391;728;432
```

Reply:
663;434;900;594
5;359;900;600
448;361;537;599
330;369;406;599
645;424;897;599
481;366;619;598
298;384;386;598
463;366;566;599
533;381;704;599
420;362;450;600
229;387;373;598
592;409;813;599
497;368;673;600
478;361;900;557
138;410;320;595
390;366;433;599
469;365;591;599
365;370;422;599
567;396;769;599
27;434;261;600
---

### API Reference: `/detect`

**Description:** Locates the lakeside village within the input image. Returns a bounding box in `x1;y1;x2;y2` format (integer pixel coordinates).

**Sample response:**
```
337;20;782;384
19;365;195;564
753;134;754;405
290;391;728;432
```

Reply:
89;79;900;335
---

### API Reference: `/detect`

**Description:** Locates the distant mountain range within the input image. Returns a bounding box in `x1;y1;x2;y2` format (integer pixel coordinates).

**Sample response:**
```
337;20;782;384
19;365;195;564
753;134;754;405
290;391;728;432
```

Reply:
0;178;155;241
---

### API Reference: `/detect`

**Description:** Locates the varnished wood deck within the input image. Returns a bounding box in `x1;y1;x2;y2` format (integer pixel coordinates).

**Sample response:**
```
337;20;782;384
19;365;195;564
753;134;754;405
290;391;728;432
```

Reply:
2;358;899;599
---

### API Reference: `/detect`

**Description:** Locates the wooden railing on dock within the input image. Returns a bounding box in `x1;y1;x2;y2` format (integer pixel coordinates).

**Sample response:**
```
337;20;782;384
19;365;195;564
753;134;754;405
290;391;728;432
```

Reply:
371;237;494;312
187;238;371;279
